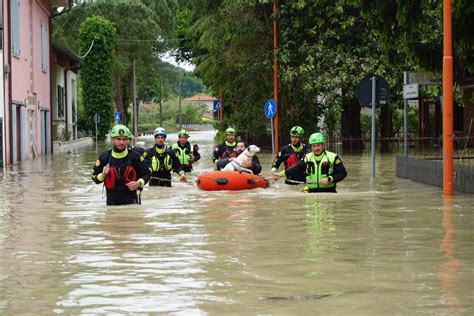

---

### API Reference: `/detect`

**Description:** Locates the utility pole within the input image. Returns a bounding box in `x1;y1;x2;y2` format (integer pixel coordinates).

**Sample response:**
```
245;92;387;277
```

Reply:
219;89;223;130
442;0;454;196
273;0;279;154
178;82;182;130
159;76;163;126
132;60;138;137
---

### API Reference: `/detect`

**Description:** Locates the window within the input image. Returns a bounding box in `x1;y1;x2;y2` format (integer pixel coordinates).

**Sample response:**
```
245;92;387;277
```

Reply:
11;0;20;56
57;85;64;118
41;21;48;71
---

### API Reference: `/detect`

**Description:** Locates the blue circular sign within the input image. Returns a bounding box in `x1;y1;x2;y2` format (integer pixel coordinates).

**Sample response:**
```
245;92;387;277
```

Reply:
264;99;277;119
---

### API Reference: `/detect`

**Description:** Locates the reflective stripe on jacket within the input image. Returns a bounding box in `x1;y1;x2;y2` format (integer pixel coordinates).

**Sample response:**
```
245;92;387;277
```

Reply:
171;143;193;166
304;151;337;190
151;150;173;172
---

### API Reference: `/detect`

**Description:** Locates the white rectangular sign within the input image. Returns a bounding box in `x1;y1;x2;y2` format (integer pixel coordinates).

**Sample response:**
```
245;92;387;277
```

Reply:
407;72;442;85
403;83;419;99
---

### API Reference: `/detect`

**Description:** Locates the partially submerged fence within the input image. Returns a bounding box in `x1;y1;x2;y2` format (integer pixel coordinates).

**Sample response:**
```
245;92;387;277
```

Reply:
396;155;474;194
181;123;214;131
321;135;474;193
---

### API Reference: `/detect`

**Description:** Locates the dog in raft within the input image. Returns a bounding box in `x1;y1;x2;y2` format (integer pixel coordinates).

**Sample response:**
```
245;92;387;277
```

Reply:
222;144;261;174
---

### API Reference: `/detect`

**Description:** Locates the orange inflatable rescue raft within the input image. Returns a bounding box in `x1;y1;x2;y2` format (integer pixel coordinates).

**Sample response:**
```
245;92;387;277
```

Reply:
196;171;269;191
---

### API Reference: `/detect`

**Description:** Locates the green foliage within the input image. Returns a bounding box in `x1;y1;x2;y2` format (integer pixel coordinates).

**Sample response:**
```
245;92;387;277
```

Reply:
360;0;473;73
78;16;116;140
360;113;371;135
53;0;180;127
408;107;418;134
179;1;273;136
324;104;341;137
174;0;474;147
57;0;473;144
178;0;415;144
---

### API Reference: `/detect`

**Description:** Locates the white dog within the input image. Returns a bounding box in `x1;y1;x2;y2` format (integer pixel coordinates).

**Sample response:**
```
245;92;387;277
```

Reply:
222;145;260;173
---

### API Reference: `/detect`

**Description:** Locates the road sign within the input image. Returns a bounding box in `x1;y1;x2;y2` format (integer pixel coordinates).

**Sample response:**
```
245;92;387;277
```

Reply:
264;99;277;119
357;74;390;107
93;113;101;124
407;71;442;85
213;100;221;111
403;83;419;99
114;111;121;122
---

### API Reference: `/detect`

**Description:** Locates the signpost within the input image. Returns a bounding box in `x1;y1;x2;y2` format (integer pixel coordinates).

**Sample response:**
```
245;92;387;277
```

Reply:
357;74;390;107
93;113;100;152
407;71;442;85
114;111;121;122
264;99;277;156
213;100;220;111
357;74;390;178
403;83;419;99
402;78;420;156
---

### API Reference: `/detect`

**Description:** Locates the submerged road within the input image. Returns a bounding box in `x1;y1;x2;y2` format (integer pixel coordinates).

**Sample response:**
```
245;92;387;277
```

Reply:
0;130;472;314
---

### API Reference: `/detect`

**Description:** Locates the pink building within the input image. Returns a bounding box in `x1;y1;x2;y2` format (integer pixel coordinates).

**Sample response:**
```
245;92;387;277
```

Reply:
1;0;70;165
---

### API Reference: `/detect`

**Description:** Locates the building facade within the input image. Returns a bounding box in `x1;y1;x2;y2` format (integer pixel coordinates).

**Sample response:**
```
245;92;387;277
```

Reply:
51;43;79;142
1;0;70;165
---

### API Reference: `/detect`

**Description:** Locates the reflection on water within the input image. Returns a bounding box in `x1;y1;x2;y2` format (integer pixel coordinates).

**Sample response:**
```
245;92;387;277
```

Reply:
0;131;473;314
304;198;337;256
438;197;464;313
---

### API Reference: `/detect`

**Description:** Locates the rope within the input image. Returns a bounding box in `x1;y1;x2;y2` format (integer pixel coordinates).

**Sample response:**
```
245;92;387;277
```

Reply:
150;176;193;185
283;179;319;185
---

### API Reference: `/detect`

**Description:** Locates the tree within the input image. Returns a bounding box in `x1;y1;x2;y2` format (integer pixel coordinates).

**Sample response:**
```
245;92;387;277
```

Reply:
176;0;471;150
360;0;474;76
79;15;117;140
53;0;179;127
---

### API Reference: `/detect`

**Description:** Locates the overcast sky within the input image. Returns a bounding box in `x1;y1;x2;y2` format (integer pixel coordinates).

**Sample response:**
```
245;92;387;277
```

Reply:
160;52;195;72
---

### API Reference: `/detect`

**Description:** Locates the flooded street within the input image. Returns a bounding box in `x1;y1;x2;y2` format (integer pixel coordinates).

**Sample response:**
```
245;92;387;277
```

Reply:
0;131;472;315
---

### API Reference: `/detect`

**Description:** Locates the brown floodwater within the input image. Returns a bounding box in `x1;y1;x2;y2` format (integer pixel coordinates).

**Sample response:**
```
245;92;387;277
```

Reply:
0;131;472;314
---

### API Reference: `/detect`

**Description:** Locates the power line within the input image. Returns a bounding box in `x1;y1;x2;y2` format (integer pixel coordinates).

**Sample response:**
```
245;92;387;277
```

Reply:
63;40;95;59
116;37;191;43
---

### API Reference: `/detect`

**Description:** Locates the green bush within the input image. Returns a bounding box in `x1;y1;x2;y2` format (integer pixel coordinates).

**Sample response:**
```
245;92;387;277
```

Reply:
79;16;117;140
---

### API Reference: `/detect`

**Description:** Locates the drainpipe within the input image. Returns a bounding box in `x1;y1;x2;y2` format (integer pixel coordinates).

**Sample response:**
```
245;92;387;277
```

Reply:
49;15;53;154
64;68;68;140
6;0;13;163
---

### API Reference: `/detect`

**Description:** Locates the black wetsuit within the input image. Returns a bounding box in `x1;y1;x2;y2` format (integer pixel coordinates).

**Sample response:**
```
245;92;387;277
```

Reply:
92;148;150;205
145;145;183;187
272;143;310;184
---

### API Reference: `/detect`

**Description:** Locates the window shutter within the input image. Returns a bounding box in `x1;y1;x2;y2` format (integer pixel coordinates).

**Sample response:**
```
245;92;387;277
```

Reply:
11;0;20;56
41;22;48;70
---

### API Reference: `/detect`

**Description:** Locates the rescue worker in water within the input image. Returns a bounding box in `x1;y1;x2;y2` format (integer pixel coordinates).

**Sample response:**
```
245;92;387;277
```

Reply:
273;132;347;193
146;127;186;187
271;126;310;185
213;127;237;164
171;129;200;173
92;124;150;205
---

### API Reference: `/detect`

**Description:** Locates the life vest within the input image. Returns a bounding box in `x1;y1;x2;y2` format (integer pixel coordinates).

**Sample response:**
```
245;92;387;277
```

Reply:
172;142;193;166
221;141;236;158
228;151;238;159
151;146;173;172
303;151;337;190
104;150;137;190
285;153;299;168
284;143;305;169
